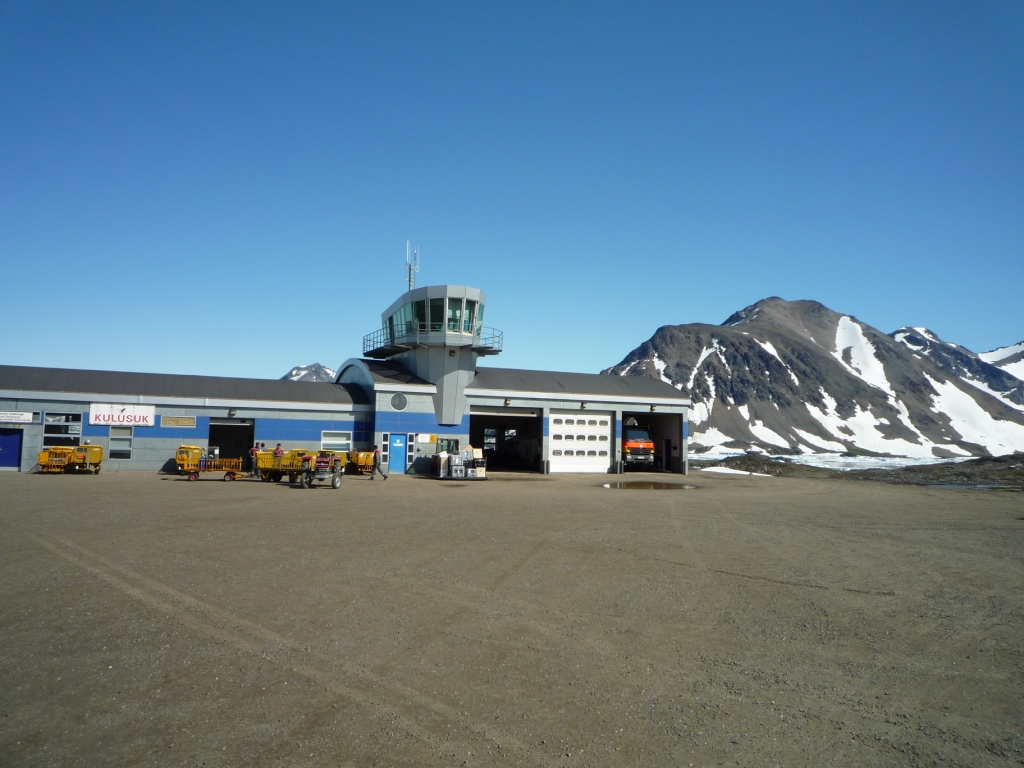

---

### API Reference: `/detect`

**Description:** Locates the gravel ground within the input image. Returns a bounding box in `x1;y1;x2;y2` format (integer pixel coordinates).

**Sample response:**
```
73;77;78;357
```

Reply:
1;470;1022;767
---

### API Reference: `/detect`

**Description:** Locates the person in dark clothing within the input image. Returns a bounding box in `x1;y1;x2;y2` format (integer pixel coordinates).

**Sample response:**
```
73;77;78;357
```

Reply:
370;444;387;480
249;441;260;477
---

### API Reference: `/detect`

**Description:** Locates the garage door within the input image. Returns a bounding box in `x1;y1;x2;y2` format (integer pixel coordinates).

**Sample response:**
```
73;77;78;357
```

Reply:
549;410;613;473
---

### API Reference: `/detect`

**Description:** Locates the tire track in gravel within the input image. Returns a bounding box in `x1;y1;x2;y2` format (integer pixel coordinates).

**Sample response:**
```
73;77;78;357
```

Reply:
29;533;549;767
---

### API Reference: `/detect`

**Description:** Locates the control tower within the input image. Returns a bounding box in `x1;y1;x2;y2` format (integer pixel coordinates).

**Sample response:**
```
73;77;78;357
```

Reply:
361;285;502;425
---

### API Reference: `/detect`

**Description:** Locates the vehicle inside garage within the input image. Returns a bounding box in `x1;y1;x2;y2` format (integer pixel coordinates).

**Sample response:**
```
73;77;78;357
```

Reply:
621;411;682;471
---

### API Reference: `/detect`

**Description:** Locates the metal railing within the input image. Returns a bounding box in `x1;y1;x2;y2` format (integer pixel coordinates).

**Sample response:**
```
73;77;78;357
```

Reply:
363;325;503;355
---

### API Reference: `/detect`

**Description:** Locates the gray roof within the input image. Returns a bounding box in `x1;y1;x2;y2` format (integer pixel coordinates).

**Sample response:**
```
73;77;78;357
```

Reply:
0;365;370;405
469;367;688;400
358;360;433;387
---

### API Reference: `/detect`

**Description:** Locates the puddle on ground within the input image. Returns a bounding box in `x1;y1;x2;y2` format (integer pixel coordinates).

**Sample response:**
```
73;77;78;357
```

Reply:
602;482;697;490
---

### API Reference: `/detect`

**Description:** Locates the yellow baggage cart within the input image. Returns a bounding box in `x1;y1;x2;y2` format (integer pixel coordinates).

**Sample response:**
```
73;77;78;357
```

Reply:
175;445;246;481
256;448;311;483
349;450;376;474
256;449;348;486
38;444;103;474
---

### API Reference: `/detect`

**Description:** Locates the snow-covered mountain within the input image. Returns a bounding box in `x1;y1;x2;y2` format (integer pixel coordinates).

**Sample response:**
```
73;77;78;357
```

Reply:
281;363;337;383
602;298;1024;458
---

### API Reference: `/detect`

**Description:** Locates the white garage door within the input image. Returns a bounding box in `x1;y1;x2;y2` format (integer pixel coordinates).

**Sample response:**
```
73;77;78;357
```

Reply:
549;410;613;473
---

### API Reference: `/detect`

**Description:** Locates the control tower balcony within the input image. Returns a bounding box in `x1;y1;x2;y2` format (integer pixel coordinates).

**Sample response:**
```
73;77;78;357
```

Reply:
362;285;502;360
362;324;503;359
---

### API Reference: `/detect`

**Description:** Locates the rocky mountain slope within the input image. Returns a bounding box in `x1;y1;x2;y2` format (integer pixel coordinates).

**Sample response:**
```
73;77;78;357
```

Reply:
602;298;1024;457
281;363;337;383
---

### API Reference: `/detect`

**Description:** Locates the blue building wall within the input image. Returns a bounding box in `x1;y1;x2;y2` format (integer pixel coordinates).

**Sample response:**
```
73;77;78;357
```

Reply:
255;417;371;443
375;411;468;435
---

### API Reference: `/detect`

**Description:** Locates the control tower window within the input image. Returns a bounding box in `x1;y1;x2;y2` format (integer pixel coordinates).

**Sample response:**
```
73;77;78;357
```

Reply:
447;298;462;331
413;300;427;332
464;300;476;333
475;303;485;334
429;298;444;331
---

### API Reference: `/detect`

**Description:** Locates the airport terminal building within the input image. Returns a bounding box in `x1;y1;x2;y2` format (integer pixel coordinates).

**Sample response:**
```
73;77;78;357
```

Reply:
0;285;690;475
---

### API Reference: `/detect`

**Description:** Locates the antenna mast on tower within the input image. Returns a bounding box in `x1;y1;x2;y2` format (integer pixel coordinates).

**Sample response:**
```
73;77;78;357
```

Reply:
406;240;419;292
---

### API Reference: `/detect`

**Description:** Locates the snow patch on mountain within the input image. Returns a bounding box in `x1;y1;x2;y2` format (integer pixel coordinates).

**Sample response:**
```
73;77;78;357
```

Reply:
980;341;1024;381
924;373;1024;455
791;427;846;452
1002;360;1024;380
833;317;894;397
980;341;1024;364
805;388;935;458
651;355;672;385
690;425;733;447
689;375;716;425
749;420;789;448
755;338;800;385
958;376;1024;412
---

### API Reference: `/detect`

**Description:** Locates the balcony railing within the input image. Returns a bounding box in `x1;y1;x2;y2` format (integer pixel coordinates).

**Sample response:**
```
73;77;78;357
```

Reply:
362;324;503;358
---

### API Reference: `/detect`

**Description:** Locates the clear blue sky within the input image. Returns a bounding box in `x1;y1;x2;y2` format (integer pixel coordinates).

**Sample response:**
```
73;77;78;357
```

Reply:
2;2;1022;379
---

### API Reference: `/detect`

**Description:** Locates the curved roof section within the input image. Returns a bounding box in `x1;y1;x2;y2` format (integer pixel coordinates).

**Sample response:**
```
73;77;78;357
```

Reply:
469;367;689;400
337;359;433;388
0;365;369;405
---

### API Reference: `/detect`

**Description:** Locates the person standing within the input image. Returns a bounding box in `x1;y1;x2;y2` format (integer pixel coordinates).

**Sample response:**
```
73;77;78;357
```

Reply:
249;441;260;477
370;444;387;480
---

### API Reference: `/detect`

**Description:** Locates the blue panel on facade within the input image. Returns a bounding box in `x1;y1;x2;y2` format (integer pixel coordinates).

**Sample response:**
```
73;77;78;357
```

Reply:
256;418;358;443
543;417;549;437
375;412;468;435
683;422;688;439
615;419;622;439
81;422;107;437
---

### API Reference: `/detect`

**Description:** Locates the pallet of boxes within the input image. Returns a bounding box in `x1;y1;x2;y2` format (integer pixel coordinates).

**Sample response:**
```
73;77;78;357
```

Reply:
430;445;487;480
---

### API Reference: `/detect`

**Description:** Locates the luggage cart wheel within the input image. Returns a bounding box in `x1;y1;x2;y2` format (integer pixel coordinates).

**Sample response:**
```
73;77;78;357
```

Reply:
188;472;199;481
223;472;234;481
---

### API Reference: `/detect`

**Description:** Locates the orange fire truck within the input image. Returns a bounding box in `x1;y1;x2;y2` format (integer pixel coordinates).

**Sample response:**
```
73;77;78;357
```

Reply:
622;417;655;468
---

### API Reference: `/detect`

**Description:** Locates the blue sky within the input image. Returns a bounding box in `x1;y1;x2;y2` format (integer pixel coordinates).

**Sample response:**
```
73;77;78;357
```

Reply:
2;2;1022;379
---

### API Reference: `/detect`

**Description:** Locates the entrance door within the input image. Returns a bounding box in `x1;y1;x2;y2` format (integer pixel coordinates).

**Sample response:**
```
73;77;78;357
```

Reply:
388;433;406;474
663;439;673;471
0;428;23;469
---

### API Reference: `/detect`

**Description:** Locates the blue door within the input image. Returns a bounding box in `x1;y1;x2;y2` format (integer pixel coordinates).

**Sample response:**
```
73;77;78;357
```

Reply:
388;433;406;474
0;428;23;469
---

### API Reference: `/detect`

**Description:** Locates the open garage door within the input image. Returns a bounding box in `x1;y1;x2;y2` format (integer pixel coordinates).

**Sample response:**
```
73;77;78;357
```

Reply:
469;407;543;471
549;409;613;473
621;411;682;472
208;419;255;461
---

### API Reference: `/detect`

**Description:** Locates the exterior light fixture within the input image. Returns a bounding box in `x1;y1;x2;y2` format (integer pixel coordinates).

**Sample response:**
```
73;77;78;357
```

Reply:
650;405;657;412
504;398;512;406
580;402;588;409
449;349;456;357
228;409;237;417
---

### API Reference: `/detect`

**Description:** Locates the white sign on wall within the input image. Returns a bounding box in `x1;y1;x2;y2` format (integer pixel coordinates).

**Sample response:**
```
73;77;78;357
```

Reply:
88;404;156;427
0;411;33;423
